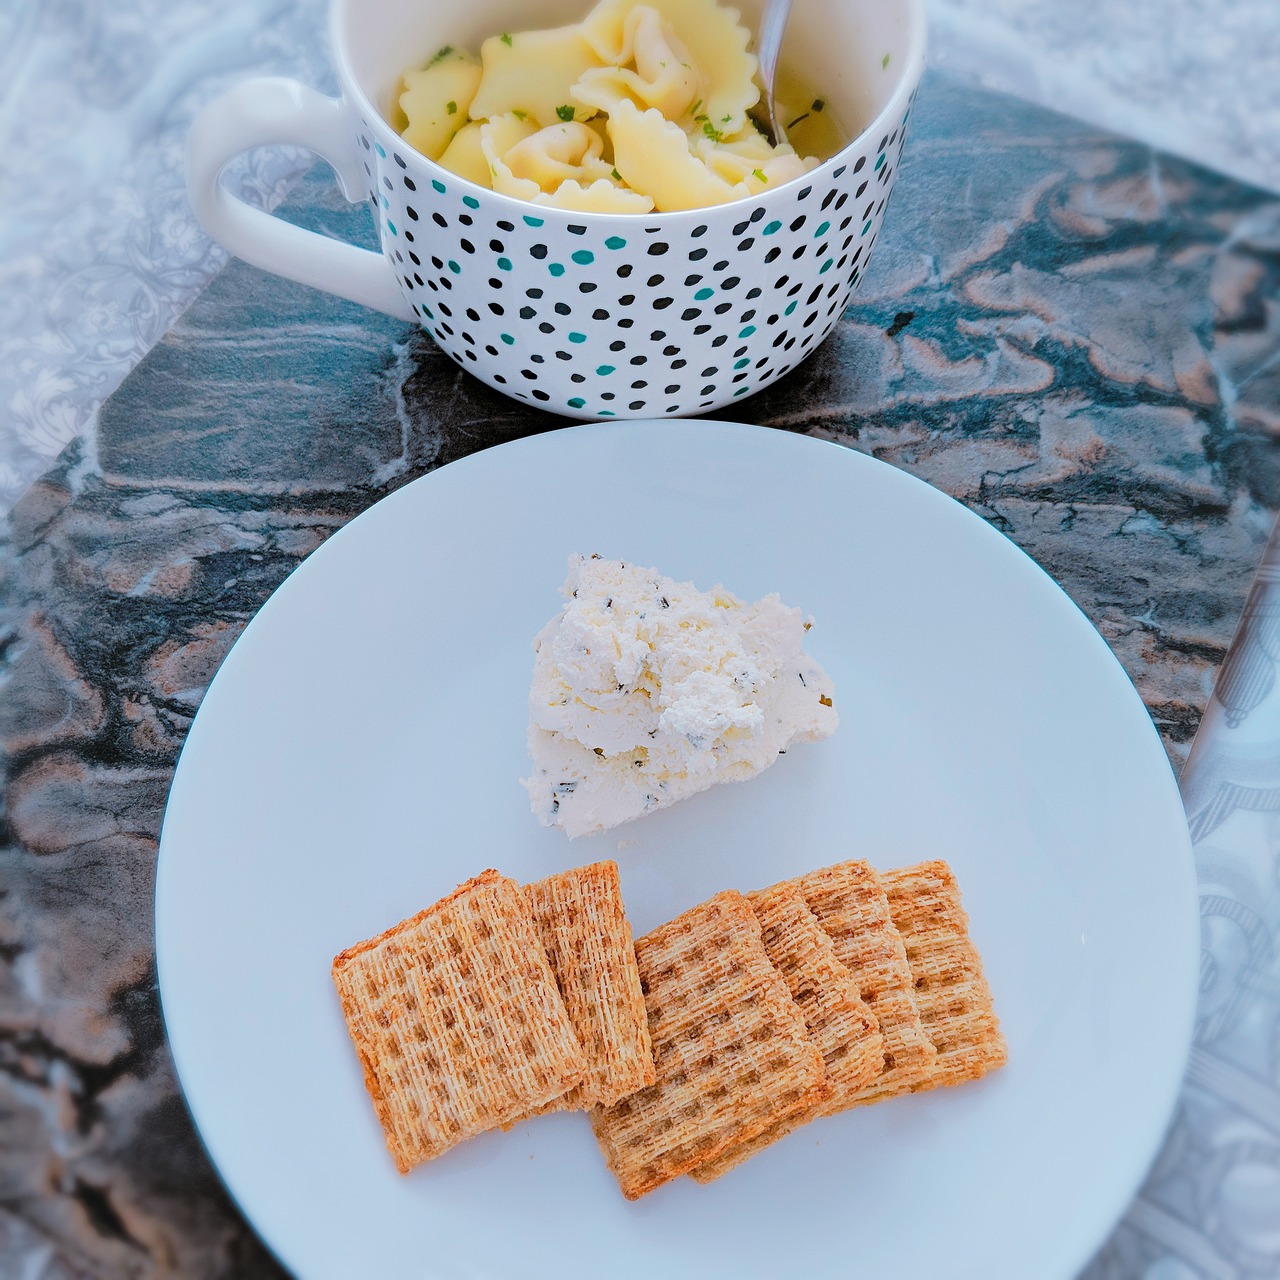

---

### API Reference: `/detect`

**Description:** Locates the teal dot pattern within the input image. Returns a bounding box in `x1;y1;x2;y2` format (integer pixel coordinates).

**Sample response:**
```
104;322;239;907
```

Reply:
357;88;915;419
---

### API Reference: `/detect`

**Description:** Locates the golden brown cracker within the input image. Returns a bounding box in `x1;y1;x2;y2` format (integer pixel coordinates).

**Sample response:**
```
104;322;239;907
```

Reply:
790;859;938;1106
524;860;654;1111
880;860;1007;1092
690;884;883;1181
332;870;586;1173
590;890;827;1200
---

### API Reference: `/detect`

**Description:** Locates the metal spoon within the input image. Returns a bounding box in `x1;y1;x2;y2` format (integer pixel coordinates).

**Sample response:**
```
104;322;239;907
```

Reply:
756;0;794;146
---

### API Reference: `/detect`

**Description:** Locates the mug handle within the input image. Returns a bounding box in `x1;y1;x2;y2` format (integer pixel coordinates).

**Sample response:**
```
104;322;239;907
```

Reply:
186;77;416;322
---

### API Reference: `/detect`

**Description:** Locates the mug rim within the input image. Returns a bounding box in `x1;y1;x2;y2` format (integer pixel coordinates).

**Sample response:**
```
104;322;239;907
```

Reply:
328;0;928;223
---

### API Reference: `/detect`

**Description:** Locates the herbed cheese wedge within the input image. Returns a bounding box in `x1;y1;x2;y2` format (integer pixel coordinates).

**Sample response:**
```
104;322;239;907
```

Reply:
523;553;838;837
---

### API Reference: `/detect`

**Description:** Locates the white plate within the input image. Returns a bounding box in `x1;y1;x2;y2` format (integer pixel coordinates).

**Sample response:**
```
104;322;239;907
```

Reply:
156;419;1197;1280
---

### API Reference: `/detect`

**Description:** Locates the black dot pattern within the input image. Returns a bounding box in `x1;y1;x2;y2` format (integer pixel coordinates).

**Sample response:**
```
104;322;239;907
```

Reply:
358;88;915;419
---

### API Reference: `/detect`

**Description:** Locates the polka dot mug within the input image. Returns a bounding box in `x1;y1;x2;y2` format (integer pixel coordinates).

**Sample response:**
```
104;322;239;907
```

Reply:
187;0;926;419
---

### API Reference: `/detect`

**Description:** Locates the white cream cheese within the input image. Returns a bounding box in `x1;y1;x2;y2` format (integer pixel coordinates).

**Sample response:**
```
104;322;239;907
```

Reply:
523;554;838;837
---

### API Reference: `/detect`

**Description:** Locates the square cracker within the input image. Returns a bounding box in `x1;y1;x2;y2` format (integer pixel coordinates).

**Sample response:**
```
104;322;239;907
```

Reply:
590;890;827;1200
332;869;586;1173
879;860;1007;1092
790;860;938;1107
690;884;884;1182
523;860;654;1111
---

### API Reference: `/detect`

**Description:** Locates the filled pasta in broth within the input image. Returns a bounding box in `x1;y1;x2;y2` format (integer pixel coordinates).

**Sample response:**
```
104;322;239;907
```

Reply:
396;0;843;213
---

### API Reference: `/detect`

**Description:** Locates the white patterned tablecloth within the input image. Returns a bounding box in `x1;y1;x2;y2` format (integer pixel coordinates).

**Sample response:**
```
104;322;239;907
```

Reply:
0;0;329;509
1081;530;1280;1279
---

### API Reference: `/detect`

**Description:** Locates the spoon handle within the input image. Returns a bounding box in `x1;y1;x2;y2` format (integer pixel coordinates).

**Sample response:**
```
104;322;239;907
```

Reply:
757;0;795;141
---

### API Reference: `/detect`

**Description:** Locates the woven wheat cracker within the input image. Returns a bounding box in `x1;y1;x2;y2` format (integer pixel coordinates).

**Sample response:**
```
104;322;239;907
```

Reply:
791;859;937;1107
590;890;827;1200
690;883;884;1181
332;870;586;1173
523;860;654;1112
879;860;1007;1093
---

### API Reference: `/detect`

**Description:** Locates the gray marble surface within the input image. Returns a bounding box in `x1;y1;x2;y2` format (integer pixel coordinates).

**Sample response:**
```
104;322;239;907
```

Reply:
1;0;1277;510
3;68;1280;1279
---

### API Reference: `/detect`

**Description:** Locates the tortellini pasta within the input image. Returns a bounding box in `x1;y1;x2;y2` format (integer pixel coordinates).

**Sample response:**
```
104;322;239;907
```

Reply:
400;49;483;160
479;114;655;212
468;26;603;129
400;0;836;213
572;6;699;121
580;0;760;136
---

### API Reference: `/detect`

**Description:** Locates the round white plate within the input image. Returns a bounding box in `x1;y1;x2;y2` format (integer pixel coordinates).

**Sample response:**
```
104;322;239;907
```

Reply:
156;419;1196;1280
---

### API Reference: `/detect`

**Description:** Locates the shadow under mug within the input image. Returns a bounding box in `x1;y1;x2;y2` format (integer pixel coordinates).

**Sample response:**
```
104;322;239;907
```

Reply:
187;0;926;420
